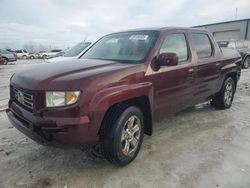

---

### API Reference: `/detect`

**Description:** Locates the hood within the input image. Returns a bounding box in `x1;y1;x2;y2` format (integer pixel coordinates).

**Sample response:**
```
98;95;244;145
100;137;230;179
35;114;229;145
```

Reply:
11;59;136;90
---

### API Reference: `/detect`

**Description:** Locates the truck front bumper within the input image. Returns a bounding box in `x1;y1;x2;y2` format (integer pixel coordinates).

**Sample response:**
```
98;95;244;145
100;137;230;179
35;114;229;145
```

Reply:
6;102;96;148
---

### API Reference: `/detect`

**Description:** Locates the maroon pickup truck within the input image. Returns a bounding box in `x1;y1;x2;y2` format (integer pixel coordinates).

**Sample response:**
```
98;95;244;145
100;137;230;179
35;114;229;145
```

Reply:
7;27;241;165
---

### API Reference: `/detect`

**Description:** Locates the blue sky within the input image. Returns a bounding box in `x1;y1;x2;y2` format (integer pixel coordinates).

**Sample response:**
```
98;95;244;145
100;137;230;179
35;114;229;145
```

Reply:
0;0;249;49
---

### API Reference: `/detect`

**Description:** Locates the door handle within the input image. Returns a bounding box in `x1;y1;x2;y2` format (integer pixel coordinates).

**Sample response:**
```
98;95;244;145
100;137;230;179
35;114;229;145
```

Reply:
215;63;220;66
188;68;194;72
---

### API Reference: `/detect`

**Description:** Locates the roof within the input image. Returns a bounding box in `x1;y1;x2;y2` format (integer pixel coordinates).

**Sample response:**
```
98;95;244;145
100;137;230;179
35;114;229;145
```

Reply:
109;26;208;35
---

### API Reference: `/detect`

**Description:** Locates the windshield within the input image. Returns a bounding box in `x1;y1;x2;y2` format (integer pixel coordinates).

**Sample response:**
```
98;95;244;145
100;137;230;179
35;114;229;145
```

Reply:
81;31;158;63
64;43;91;57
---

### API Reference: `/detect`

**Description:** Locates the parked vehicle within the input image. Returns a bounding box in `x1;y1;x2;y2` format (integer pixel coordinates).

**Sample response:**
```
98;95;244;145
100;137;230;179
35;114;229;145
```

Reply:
39;50;62;59
7;27;241;166
48;50;65;59
28;53;39;59
0;49;17;64
0;55;5;65
37;51;46;59
217;40;250;69
15;50;29;59
46;42;91;63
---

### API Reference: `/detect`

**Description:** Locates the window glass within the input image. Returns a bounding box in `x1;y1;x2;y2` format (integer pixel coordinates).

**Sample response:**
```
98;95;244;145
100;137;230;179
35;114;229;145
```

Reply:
81;31;158;63
192;33;212;58
160;34;188;62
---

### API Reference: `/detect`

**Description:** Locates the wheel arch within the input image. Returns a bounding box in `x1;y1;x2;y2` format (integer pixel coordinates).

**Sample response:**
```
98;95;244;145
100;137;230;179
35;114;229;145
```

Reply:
243;54;250;61
99;96;153;136
218;58;241;93
225;72;237;83
215;71;238;94
91;83;154;137
242;54;250;68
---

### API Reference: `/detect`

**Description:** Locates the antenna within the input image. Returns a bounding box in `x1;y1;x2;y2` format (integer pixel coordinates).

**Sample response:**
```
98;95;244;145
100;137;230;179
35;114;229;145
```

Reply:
235;8;238;19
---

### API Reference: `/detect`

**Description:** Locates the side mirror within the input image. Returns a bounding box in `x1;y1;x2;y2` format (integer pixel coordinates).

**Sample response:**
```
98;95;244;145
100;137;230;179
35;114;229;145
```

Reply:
156;53;179;66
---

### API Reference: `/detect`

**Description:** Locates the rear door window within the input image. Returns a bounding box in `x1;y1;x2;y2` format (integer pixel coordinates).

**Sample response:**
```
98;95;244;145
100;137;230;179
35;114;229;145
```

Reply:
192;33;213;59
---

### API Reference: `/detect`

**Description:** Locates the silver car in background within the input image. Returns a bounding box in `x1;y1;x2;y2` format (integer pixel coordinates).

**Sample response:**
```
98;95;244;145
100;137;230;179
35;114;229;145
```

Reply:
0;49;17;64
217;40;250;69
39;50;62;59
15;50;29;59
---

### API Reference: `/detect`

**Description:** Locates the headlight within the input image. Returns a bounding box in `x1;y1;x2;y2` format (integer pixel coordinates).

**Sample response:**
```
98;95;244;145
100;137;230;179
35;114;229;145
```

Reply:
46;91;80;107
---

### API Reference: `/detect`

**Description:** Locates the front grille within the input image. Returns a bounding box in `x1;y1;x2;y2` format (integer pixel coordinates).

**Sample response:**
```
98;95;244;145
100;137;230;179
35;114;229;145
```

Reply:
14;88;33;110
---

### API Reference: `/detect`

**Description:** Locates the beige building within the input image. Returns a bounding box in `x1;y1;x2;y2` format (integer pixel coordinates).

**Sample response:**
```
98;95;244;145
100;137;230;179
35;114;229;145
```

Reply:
194;18;250;41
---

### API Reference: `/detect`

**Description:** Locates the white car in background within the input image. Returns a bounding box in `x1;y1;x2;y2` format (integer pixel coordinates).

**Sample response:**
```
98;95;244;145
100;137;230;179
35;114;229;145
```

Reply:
15;50;29;59
46;42;91;63
39;49;62;59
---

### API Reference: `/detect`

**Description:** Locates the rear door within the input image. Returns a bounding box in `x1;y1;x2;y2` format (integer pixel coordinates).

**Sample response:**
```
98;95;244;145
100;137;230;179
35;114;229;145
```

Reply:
152;31;196;120
190;32;221;104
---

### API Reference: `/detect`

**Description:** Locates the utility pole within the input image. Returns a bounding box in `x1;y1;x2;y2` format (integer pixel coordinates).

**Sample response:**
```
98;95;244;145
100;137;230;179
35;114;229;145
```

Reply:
235;8;238;19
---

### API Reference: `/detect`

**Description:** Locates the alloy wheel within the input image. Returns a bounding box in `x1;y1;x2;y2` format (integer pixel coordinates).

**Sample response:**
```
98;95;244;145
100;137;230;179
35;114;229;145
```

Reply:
121;115;141;157
224;81;233;106
244;57;250;68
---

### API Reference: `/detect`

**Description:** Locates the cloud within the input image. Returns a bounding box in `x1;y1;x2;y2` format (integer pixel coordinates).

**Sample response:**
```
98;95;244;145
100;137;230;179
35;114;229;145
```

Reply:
0;0;249;49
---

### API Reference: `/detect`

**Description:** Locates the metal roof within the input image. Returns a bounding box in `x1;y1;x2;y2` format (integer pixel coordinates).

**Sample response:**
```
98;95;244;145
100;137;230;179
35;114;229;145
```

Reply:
193;18;250;28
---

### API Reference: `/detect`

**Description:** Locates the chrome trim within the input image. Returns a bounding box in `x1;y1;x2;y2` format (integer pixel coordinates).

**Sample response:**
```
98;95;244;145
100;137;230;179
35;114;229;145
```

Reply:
14;88;33;110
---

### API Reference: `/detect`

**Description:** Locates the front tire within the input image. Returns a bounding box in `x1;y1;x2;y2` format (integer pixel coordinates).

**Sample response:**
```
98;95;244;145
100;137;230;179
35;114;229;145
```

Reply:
99;105;144;166
211;77;235;109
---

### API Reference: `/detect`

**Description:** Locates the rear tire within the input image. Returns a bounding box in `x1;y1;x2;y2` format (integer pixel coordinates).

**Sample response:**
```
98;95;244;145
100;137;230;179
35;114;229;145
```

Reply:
99;104;144;166
211;77;235;109
243;56;250;69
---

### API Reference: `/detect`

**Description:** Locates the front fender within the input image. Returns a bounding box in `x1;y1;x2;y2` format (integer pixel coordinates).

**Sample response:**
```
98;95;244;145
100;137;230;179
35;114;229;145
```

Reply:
90;82;153;112
87;82;153;138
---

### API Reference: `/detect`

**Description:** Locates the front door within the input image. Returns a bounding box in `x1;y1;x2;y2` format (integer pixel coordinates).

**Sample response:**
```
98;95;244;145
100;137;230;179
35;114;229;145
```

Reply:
151;32;195;121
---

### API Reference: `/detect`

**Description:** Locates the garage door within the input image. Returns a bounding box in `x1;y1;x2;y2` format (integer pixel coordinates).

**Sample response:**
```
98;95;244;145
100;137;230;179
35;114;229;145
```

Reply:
213;30;240;40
